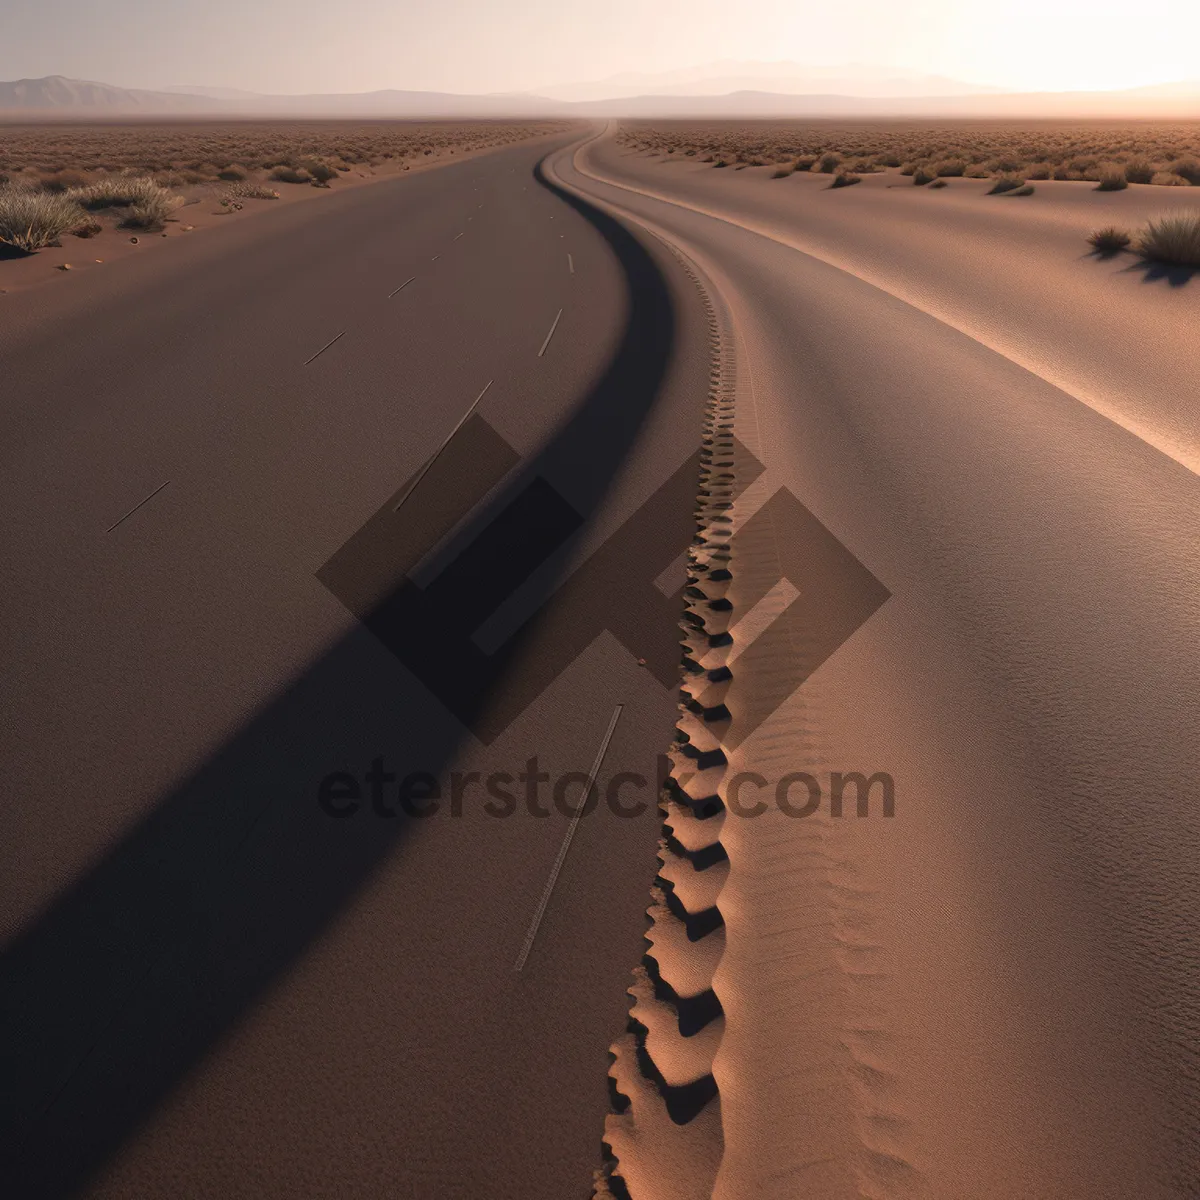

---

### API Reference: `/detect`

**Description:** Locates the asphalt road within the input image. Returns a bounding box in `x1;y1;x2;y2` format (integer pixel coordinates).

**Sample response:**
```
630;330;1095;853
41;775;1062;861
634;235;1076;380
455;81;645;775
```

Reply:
561;135;1200;1197
0;130;712;1198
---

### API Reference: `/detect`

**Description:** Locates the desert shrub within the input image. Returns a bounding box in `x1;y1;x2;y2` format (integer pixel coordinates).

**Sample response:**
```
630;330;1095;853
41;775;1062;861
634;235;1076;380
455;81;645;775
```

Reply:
303;160;338;183
880;154;903;167
36;169;90;193
72;220;103;237
771;165;794;178
988;175;1026;194
831;171;861;188
794;155;818;170
818;152;842;173
1150;171;1189;186
118;190;183;230
224;182;279;199
217;165;246;181
0;185;85;251
713;158;728;168
933;158;966;176
990;156;1026;173
1173;158;1200;184
1088;226;1132;255
1096;168;1128;191
1027;164;1051;180
1135;211;1200;265
269;165;312;183
71;174;166;210
1011;185;1036;196
929;178;949;189
912;167;935;185
1124;158;1155;184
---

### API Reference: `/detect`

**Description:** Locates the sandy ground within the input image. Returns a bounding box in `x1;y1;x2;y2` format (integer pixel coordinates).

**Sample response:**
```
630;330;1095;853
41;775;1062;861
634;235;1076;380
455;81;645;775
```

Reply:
553;130;1200;1198
0;130;566;297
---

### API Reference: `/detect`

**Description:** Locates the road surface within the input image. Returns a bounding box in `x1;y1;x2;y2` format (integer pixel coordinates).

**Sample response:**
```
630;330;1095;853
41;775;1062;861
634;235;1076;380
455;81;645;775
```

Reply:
0;129;712;1198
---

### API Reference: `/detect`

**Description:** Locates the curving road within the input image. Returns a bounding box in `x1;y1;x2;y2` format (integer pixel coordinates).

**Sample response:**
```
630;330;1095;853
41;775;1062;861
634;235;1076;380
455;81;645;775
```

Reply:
0;129;712;1198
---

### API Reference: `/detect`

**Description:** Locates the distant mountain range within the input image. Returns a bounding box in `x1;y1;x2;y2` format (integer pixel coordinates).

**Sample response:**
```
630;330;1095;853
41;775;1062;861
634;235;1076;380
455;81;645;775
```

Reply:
529;60;1007;102
2;69;1198;119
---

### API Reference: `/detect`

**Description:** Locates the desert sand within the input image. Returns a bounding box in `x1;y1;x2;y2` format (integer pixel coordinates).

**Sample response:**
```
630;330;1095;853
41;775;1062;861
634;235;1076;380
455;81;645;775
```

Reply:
551;127;1200;1198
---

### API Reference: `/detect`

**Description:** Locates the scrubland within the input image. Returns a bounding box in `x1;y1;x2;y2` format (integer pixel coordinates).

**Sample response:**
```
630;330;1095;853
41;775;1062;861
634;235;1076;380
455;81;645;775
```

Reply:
618;119;1200;186
0;119;569;259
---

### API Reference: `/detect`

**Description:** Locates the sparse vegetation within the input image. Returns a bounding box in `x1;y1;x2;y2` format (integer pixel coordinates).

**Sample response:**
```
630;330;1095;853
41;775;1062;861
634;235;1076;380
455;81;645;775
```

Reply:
618;120;1200;188
1088;226;1132;255
1096;168;1128;191
831;171;861;188
0;185;85;251
912;167;936;186
1135;211;1200;267
224;182;280;200
70;174;171;211
1124;158;1155;184
0;120;572;192
269;165;312;184
929;178;949;189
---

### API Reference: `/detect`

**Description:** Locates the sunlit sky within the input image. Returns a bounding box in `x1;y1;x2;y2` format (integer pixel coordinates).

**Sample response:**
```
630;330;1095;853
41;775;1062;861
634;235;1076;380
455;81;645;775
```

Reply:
4;0;1198;95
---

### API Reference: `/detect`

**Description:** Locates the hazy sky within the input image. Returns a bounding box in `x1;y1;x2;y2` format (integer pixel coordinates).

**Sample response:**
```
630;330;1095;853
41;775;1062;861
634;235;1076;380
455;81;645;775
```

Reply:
4;0;1198;95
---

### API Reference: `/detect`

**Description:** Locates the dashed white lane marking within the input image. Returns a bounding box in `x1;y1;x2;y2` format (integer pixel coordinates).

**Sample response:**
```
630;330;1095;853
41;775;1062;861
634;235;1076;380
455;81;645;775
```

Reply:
514;703;624;972
453;232;465;240
388;276;416;298
106;480;170;533
567;253;574;275
537;309;563;358
392;380;494;513
304;330;346;365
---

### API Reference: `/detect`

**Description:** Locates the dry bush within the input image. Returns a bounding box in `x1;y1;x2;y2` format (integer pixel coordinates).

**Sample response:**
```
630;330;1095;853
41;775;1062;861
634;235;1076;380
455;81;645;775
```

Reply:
912;167;936;185
1174;158;1200;184
71;174;170;211
932;158;966;176
988;175;1026;194
1124;158;1155;184
1135;212;1200;266
119;190;184;230
1150;171;1189;186
831;171;861;188
1088;226;1132;255
817;151;842;173
929;178;949;189
224;182;280;200
0;185;85;251
303;160;339;184
1096;168;1128;191
269;164;311;184
771;165;794;178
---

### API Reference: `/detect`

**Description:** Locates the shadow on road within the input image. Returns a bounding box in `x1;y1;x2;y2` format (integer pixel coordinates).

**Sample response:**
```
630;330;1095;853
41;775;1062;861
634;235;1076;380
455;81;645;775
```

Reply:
0;148;685;1198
